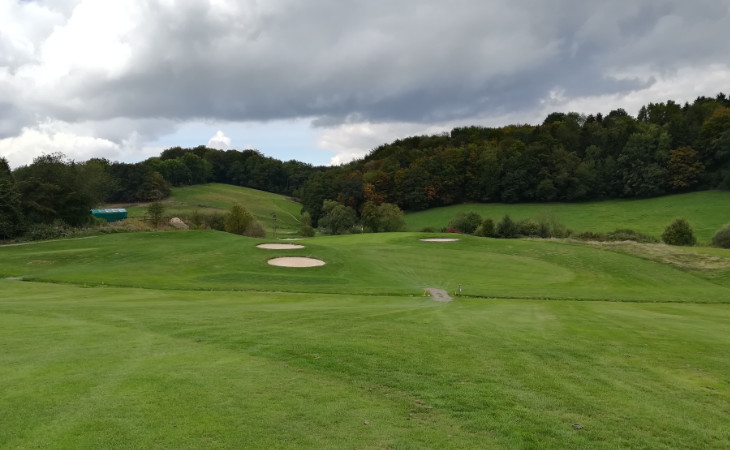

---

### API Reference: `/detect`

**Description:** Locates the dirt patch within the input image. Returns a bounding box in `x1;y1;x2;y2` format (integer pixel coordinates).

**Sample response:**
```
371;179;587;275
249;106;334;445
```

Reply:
257;244;305;250
268;257;325;267
426;288;453;302
420;238;460;242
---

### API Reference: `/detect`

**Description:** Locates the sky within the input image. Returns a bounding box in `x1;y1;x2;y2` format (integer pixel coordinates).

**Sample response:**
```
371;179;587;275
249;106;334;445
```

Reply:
1;0;729;169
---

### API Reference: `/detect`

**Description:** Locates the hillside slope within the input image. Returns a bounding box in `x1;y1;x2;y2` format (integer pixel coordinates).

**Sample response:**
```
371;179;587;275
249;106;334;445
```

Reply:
117;183;303;235
404;191;730;244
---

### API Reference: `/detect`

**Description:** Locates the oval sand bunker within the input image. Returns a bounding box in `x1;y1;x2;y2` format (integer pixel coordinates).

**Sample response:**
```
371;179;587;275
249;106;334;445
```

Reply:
257;243;305;250
268;257;325;267
419;238;460;242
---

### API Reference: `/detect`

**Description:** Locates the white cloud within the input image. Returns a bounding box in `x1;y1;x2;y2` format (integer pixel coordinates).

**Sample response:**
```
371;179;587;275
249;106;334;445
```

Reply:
0;120;162;168
0;0;729;168
207;130;231;150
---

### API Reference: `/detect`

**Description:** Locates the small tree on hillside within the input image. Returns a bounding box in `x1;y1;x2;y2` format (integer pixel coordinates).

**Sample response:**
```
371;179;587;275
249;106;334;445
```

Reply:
300;212;315;237
147;202;165;229
662;217;697;246
224;203;265;237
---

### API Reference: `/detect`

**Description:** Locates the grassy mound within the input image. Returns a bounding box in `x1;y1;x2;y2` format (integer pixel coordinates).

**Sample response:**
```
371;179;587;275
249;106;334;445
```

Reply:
116;183;303;235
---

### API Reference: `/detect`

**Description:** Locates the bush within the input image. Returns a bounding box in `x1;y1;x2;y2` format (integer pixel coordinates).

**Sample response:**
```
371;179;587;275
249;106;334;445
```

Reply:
474;218;495;237
444;227;460;233
519;219;540;237
190;210;204;230
21;220;74;241
447;212;482;234
496;215;518;238
712;223;730;248
245;220;266;238
420;226;436;233
662;217;696;246
300;212;315;237
147;202;165;229
224;204;265;238
535;210;568;238
205;212;226;231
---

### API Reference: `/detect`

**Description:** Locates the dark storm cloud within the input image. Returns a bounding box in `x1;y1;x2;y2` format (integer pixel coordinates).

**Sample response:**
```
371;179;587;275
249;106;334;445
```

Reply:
14;0;730;128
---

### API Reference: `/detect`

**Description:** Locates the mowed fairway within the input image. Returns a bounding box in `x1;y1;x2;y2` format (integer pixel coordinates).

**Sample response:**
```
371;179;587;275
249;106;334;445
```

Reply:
2;232;730;448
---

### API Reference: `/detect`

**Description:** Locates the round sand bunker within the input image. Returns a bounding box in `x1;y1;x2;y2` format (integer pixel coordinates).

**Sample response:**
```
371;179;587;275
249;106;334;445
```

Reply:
419;238;460;242
257;243;305;250
268;257;325;267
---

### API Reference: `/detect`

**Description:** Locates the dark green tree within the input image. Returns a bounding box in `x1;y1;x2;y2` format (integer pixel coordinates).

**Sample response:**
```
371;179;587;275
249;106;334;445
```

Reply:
299;212;316;237
318;200;356;235
661;217;697;246
496;215;518;238
361;201;404;232
147;202;165;229
0;157;24;239
224;203;265;237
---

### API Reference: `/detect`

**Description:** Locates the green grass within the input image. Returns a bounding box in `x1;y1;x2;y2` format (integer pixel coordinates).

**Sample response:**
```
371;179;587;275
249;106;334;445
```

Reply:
3;231;730;302
404;191;730;244
2;231;730;448
1;280;729;448
114;183;303;235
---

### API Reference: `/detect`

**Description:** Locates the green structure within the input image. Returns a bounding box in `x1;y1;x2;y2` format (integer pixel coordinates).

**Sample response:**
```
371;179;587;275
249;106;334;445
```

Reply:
91;208;128;222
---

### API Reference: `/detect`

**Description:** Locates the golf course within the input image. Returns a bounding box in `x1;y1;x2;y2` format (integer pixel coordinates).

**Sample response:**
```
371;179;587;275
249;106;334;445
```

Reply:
1;187;729;449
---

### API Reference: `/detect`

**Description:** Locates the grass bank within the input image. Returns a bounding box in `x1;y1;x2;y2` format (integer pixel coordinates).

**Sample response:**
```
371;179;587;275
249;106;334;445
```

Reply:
404;191;730;244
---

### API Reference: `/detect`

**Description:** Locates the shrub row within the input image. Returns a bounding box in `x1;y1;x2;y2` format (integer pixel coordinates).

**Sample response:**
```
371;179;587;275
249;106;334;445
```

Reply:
439;212;730;248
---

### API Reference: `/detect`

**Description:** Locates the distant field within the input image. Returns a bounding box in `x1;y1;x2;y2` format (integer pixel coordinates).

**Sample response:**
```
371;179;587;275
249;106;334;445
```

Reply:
404;191;730;244
112;183;303;235
2;231;730;448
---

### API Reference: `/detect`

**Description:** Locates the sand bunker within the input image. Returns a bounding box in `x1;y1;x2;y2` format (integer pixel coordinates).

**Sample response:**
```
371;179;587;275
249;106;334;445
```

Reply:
268;257;325;267
419;238;460;242
257;243;305;250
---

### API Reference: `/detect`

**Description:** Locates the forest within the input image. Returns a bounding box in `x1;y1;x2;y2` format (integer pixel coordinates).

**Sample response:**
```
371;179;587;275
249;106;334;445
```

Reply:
1;93;729;238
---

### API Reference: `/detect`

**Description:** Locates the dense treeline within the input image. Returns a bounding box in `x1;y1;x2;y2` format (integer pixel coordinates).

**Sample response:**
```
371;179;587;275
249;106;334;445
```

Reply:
0;147;318;239
2;93;729;238
300;93;730;224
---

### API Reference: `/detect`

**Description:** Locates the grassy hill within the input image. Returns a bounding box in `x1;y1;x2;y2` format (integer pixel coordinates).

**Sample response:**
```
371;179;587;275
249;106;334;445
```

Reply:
404;191;730;244
2;232;730;448
116;183;303;235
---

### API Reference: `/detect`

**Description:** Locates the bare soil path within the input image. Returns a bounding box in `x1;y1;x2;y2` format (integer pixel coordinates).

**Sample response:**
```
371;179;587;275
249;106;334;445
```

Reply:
426;288;453;302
